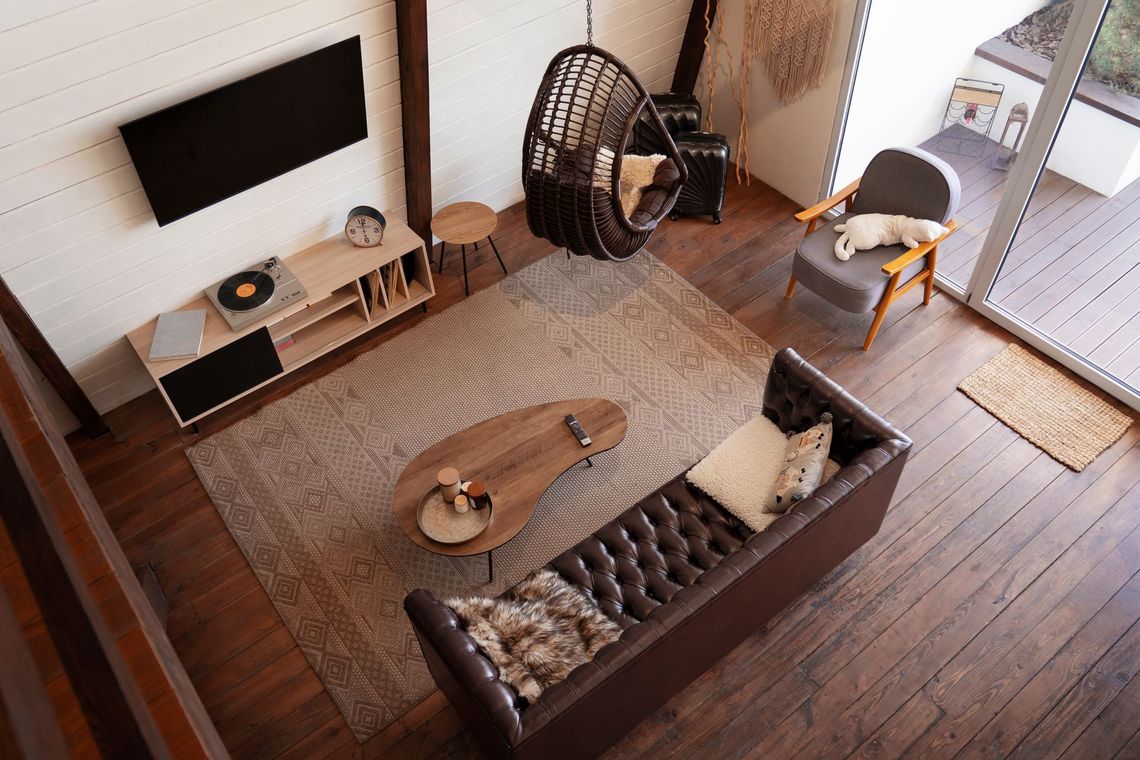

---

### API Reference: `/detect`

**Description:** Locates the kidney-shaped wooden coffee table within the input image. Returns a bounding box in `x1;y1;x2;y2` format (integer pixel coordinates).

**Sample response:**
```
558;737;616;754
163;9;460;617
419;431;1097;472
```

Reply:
393;398;627;582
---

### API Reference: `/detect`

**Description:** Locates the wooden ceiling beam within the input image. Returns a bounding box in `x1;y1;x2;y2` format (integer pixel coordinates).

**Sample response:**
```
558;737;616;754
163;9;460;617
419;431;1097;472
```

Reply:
397;0;433;252
672;0;717;95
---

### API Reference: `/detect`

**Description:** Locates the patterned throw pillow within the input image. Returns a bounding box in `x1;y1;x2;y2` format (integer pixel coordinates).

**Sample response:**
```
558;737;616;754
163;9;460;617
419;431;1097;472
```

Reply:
765;412;834;513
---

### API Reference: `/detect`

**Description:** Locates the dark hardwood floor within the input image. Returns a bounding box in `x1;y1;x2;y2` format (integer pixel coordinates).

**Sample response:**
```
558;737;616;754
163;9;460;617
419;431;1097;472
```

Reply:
66;175;1140;759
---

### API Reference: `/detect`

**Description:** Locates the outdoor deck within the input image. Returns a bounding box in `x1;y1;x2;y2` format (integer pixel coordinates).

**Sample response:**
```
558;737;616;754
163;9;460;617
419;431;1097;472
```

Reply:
920;125;1140;388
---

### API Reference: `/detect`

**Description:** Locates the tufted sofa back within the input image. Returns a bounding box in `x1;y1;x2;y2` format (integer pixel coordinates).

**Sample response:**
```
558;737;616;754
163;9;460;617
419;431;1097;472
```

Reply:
404;348;911;759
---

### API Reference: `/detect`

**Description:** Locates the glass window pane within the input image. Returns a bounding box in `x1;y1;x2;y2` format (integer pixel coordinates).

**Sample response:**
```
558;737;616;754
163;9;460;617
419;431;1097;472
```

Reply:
985;0;1140;395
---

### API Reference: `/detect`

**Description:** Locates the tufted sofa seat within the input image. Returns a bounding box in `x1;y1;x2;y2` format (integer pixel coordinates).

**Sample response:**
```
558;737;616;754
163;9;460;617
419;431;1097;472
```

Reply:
404;348;912;759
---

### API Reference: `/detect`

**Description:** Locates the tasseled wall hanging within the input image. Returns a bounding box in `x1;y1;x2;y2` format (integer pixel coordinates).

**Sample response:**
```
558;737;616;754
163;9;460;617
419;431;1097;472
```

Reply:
699;0;839;184
754;0;837;106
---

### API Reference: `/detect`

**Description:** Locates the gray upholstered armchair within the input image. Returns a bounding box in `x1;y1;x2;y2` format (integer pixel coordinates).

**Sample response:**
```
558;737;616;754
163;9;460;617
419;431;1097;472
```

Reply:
785;147;961;350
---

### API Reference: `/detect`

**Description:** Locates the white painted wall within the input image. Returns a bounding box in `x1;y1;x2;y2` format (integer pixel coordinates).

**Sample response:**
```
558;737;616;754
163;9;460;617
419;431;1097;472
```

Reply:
701;0;859;207
698;0;1139;205
0;0;687;432
965;56;1140;197
832;0;1048;191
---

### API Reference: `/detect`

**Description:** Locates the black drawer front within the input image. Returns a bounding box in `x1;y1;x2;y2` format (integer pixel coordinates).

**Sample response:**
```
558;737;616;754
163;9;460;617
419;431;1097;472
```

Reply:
160;327;283;422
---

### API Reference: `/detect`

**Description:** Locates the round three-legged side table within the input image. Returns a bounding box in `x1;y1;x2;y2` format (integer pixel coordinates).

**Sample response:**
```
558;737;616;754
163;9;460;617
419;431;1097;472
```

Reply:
430;201;508;296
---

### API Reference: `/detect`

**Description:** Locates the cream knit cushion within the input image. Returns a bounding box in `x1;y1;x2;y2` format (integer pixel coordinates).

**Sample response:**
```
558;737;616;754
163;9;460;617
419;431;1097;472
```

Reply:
686;415;839;533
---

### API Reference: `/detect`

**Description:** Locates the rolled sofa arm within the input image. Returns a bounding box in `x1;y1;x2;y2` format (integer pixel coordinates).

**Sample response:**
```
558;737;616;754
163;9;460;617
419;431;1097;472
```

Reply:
403;589;525;751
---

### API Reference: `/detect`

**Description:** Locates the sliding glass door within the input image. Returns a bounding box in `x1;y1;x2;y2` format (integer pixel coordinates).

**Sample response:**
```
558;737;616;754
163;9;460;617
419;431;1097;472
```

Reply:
826;0;1138;409
969;1;1140;407
825;0;1082;293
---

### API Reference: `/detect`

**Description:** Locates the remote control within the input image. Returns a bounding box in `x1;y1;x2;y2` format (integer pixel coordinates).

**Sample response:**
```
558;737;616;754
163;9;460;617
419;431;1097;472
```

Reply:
564;414;592;446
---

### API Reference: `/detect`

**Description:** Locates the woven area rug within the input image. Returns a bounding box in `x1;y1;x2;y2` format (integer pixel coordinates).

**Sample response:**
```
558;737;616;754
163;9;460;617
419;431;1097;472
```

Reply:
958;344;1133;472
186;251;774;741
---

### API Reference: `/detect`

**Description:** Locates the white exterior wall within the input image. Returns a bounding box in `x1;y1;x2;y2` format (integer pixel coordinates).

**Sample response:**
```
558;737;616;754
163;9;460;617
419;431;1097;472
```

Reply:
964;55;1140;197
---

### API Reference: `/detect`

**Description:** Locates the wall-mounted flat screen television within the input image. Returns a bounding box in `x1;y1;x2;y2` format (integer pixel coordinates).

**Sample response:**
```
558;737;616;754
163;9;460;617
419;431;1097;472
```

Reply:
120;36;367;227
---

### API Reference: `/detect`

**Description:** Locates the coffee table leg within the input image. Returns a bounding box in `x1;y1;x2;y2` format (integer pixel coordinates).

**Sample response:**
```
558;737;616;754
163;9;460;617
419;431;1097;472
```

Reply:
487;551;493;583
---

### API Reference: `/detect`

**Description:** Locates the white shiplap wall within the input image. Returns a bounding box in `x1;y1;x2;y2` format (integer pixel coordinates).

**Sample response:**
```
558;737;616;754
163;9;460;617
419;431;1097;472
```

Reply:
0;0;687;431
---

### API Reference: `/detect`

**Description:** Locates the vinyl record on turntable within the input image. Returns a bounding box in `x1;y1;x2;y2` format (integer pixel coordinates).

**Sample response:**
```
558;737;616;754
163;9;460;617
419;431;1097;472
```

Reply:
217;270;275;311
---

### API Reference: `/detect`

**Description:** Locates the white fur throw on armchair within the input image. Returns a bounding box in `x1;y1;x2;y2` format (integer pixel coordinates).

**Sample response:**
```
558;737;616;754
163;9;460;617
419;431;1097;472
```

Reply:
833;214;948;261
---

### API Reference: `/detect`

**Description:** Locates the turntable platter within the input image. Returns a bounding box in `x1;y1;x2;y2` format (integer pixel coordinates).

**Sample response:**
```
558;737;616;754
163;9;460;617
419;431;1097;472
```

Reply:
217;271;275;311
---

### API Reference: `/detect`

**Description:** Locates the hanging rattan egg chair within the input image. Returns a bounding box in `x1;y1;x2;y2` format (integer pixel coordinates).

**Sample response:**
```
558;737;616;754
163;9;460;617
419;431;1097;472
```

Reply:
522;44;688;261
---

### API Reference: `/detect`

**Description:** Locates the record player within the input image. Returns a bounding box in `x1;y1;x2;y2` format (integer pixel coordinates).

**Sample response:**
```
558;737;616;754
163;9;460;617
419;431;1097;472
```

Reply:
204;257;308;331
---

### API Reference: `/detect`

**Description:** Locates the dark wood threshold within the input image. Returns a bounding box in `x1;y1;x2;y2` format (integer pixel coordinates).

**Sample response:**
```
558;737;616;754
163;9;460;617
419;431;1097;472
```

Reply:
975;37;1140;128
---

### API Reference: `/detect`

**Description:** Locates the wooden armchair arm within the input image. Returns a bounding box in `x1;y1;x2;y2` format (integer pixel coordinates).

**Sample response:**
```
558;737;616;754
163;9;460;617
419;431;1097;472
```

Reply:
881;220;957;275
795;178;861;223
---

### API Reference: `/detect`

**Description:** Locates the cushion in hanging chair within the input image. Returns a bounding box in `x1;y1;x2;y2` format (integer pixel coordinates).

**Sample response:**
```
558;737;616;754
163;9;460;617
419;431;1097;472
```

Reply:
629;159;682;227
618;154;665;217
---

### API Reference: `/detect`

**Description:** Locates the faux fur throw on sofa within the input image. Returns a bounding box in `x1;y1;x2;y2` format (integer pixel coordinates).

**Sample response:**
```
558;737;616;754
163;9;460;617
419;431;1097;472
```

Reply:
445;569;621;703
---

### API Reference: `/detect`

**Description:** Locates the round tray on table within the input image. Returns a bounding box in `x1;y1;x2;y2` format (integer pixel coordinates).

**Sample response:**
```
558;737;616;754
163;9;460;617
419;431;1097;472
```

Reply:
415;485;492;545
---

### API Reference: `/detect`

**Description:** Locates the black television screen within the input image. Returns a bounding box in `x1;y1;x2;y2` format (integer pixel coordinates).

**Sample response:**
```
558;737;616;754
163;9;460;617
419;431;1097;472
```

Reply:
120;37;367;227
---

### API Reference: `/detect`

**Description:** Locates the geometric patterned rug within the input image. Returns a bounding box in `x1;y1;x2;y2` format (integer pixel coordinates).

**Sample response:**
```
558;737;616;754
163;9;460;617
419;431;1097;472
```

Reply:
186;250;775;741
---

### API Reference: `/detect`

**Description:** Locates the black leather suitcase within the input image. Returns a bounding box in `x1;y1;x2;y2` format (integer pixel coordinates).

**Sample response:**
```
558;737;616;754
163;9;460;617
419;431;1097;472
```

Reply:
672;131;730;224
633;92;701;155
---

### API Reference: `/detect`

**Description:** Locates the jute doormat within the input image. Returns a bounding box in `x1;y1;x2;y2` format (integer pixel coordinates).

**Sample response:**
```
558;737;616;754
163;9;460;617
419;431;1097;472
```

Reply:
186;251;774;741
957;344;1133;472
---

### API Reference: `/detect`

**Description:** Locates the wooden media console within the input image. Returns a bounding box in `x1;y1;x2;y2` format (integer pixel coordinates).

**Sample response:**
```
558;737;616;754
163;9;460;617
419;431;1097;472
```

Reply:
127;214;433;428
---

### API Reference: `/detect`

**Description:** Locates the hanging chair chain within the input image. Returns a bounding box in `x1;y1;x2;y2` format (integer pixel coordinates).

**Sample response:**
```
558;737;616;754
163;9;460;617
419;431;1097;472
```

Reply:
586;0;594;46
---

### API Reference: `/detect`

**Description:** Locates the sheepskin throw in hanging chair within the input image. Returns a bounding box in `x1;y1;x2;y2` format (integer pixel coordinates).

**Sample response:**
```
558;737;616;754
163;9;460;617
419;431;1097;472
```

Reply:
522;45;688;261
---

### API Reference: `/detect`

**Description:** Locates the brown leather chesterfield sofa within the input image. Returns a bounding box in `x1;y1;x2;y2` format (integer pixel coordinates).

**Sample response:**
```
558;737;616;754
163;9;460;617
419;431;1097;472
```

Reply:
404;348;912;759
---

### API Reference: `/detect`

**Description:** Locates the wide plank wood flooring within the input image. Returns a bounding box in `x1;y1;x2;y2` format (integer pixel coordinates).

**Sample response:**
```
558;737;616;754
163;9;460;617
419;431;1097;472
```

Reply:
67;174;1140;759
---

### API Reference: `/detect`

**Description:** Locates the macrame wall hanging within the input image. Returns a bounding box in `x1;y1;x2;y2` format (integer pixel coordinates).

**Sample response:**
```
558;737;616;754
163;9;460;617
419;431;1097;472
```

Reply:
755;0;837;105
700;0;838;184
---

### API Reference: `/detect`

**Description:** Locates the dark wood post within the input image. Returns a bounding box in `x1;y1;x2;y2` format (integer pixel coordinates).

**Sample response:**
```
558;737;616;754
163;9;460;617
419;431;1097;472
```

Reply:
0;277;106;438
0;317;229;759
0;585;70;759
671;0;717;95
0;433;152;758
397;0;433;252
